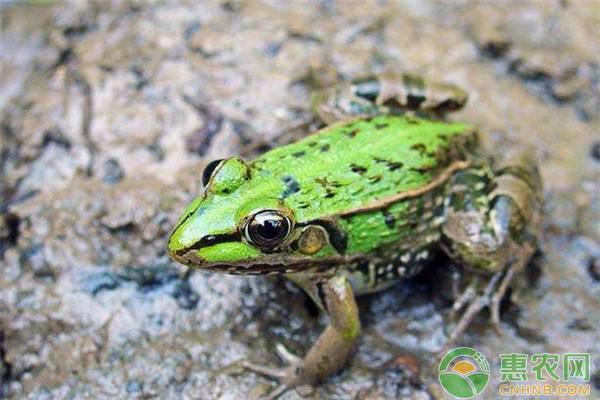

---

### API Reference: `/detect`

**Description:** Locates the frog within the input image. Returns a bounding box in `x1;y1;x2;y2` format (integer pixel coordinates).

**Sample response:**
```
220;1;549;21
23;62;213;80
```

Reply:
167;72;542;399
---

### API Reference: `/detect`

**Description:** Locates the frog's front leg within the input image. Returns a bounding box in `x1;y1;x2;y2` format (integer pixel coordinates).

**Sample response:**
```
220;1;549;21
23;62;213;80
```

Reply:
244;273;361;399
311;72;469;124
440;150;542;351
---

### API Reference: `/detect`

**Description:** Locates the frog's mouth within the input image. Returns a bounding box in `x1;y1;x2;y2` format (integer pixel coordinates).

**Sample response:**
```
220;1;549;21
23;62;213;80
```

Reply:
204;262;316;275
169;247;345;275
173;251;312;274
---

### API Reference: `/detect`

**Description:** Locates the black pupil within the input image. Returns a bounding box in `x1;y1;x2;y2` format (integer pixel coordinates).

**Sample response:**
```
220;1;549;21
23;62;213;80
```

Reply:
256;218;283;240
202;159;224;187
248;212;290;247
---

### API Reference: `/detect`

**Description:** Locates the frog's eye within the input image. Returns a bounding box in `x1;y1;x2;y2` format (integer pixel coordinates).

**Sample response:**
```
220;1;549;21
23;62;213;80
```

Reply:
205;157;250;195
202;159;225;187
245;210;292;249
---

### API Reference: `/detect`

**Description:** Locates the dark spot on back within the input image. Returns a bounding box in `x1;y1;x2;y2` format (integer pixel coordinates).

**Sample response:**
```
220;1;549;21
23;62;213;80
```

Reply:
292;151;306;158
368;175;382;183
281;175;300;199
324;191;335;198
373;157;403;171
410;143;427;156
382;210;395;228
410;165;432;173
387;161;404;171
375;123;389;129
320;144;330;152
350;164;367;174
308;141;317;147
315;177;341;188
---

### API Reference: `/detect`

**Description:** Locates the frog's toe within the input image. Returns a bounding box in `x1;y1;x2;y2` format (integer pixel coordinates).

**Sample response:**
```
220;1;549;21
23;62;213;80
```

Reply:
489;257;520;335
242;360;287;379
443;271;504;351
259;383;313;400
242;342;302;380
489;293;504;335
449;276;480;320
275;342;302;365
242;354;308;399
243;362;312;399
242;361;291;399
259;383;312;400
490;312;504;335
261;384;291;400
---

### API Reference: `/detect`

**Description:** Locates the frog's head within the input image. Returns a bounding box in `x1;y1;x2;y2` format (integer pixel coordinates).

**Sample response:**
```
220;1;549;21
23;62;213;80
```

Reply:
167;157;343;274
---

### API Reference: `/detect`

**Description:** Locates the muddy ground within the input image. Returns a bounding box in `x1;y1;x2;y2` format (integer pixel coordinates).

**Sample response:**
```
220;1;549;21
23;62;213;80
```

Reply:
1;1;598;399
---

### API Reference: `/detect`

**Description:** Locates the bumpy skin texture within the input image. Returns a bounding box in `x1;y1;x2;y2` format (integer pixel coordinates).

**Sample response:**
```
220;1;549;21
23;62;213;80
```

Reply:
167;73;542;399
168;115;475;275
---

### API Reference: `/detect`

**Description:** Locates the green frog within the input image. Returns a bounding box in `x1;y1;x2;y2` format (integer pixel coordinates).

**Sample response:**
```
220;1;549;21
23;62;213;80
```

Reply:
167;73;542;399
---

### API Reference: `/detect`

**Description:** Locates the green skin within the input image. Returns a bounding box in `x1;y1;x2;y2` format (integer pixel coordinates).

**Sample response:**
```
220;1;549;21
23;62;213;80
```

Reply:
167;73;542;399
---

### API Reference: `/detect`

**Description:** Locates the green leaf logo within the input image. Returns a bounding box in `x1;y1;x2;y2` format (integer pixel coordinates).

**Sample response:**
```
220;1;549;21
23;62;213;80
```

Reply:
438;347;490;398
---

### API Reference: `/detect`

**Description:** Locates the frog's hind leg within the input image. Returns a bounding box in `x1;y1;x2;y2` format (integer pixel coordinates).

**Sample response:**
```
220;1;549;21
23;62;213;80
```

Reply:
440;150;542;352
373;73;468;114
311;72;469;124
243;273;361;399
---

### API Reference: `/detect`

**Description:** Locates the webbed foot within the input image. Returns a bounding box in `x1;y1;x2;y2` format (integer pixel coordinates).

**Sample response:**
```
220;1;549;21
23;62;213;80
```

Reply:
439;252;529;361
243;343;310;399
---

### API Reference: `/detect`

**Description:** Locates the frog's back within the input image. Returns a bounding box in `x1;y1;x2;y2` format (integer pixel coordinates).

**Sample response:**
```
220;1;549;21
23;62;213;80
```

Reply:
252;115;476;223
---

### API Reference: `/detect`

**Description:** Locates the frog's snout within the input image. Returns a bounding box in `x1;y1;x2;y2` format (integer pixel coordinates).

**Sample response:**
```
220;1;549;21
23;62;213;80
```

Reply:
166;244;187;265
167;242;208;269
167;228;202;267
